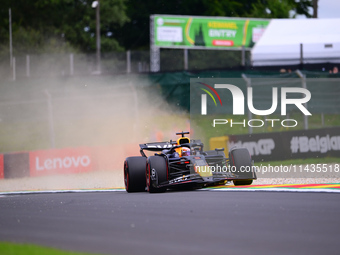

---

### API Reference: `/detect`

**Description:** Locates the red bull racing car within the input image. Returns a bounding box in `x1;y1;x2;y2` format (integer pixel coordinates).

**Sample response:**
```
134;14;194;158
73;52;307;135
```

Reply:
124;132;256;193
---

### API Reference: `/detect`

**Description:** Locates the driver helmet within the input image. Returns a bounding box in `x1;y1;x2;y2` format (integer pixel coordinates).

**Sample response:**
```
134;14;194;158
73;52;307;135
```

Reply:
181;147;190;157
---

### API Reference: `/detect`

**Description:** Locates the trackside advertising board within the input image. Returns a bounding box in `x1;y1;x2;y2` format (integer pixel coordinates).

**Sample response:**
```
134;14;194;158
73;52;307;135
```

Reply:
153;15;269;49
228;127;340;162
0;144;139;179
227;127;340;178
29;147;93;177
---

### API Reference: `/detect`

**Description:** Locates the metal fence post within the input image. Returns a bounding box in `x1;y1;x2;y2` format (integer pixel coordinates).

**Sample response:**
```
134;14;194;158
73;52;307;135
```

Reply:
241;46;245;67
126;50;131;73
296;69;308;130
26;55;30;77
70;53;74;76
184;49;188;70
12;57;16;81
242;73;252;134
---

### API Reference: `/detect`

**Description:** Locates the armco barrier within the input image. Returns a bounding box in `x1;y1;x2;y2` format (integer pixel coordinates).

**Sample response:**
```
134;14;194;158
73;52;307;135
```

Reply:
0;144;140;179
227;127;340;162
4;152;30;178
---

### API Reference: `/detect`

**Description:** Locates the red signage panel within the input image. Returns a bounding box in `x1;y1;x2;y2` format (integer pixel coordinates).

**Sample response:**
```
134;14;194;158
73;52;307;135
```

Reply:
29;147;93;177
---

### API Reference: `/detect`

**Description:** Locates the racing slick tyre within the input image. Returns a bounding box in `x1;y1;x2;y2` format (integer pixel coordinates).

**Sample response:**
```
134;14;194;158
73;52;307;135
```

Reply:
146;156;167;193
124;157;147;192
229;148;255;186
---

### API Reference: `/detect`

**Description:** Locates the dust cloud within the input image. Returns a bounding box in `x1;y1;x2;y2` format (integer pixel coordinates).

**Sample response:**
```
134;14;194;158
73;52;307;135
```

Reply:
0;74;190;192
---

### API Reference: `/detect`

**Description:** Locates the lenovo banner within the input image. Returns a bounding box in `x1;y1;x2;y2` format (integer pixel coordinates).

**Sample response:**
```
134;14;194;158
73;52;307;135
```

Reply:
228;127;340;162
29;147;93;177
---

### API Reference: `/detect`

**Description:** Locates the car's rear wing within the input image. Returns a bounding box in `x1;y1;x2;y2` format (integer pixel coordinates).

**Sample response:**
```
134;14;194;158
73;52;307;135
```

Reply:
139;142;173;157
139;142;173;151
139;139;205;157
140;140;203;151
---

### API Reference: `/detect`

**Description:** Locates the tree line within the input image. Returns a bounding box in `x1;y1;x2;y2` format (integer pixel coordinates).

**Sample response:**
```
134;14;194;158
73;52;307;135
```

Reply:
0;0;313;58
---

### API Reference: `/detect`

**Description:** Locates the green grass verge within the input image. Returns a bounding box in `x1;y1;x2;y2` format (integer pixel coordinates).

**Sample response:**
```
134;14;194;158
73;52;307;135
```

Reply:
0;242;104;255
255;157;340;167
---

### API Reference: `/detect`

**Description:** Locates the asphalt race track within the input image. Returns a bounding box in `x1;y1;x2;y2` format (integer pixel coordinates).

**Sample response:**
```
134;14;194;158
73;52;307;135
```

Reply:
0;191;339;255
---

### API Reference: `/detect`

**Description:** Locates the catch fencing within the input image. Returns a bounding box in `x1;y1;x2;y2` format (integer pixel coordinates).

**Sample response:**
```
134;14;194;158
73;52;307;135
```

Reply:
0;70;339;154
0;49;250;80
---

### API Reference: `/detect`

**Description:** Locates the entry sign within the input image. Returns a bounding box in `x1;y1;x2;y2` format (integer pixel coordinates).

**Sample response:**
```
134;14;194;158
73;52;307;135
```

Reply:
153;15;269;49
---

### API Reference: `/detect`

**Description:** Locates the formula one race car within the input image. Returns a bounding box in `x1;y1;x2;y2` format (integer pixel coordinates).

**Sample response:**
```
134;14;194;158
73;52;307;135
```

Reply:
124;131;256;193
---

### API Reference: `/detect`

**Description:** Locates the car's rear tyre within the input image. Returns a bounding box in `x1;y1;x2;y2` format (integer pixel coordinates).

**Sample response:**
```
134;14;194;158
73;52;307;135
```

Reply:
124;157;147;192
233;180;253;186
146;156;167;193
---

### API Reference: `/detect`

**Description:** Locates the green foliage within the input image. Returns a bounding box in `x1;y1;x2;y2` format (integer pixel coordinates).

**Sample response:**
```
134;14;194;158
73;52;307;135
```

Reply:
0;0;313;55
118;0;313;50
0;0;129;56
249;0;312;18
0;241;103;255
